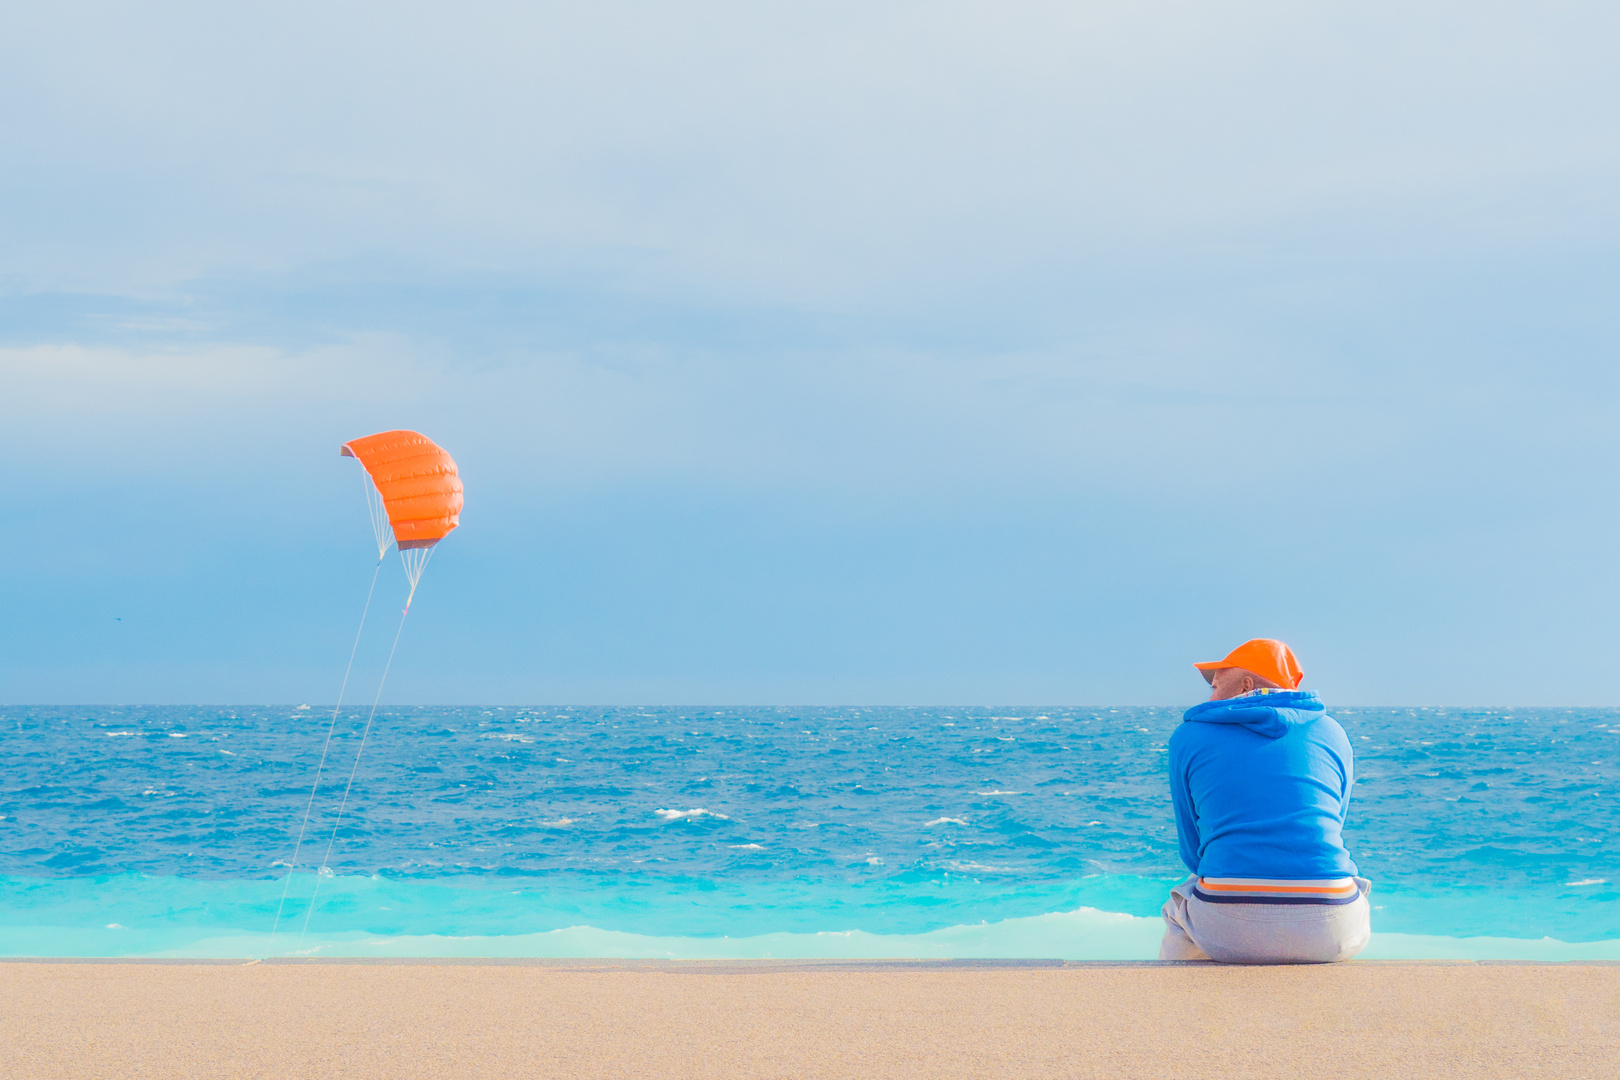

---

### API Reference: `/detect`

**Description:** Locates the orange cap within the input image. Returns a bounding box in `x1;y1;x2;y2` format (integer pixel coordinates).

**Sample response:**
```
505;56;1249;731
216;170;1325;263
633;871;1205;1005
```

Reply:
1193;639;1303;689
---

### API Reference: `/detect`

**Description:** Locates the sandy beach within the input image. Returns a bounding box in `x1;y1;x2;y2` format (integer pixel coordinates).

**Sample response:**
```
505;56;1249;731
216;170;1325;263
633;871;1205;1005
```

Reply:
3;959;1615;1079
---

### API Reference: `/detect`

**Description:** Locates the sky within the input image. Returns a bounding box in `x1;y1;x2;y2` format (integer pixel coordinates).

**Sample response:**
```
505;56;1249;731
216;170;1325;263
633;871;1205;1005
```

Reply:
3;1;1618;705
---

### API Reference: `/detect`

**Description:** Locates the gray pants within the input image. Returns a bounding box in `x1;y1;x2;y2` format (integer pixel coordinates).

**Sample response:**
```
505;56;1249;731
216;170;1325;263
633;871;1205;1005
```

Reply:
1159;876;1372;963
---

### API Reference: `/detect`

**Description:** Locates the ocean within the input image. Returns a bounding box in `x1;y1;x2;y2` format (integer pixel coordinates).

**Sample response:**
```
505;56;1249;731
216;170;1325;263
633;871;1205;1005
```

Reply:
1;705;1615;959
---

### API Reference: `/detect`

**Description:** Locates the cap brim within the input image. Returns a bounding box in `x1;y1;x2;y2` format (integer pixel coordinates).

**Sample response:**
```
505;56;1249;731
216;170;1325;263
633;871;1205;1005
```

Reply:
1192;662;1226;684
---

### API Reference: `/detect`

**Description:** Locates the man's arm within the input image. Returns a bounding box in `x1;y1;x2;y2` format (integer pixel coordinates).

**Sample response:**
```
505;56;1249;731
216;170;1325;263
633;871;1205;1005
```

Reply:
1167;734;1201;875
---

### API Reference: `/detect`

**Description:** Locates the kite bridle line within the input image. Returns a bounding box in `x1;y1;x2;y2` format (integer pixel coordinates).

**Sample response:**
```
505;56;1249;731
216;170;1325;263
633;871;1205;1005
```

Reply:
362;469;391;561
399;544;435;607
266;551;385;954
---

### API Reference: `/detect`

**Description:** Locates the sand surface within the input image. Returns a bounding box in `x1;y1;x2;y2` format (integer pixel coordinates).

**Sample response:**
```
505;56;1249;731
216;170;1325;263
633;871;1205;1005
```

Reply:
3;959;1616;1079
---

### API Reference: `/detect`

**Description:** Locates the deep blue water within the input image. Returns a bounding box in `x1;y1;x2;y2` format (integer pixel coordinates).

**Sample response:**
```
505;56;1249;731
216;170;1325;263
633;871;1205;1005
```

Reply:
0;705;1615;958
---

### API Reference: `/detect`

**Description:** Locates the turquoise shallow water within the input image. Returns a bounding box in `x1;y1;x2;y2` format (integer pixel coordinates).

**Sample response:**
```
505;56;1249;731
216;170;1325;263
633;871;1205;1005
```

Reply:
0;705;1615;958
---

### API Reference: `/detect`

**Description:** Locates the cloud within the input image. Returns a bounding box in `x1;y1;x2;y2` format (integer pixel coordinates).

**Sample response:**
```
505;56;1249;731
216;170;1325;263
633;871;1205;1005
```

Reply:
3;1;1618;301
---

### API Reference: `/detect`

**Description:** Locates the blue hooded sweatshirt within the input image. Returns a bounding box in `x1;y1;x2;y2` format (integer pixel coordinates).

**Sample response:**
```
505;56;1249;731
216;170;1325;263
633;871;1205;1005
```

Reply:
1168;690;1358;879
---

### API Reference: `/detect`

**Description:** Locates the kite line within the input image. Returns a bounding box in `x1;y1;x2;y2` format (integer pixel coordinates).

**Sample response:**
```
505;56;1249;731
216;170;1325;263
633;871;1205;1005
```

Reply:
266;551;385;949
296;597;412;949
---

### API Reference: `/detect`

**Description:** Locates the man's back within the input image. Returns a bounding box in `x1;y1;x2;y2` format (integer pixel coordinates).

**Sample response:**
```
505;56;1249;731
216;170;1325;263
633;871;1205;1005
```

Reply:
1160;641;1370;963
1167;690;1357;880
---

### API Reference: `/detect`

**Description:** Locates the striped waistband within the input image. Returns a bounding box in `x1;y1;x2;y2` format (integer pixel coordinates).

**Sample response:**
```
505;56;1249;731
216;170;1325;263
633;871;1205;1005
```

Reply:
1192;877;1362;906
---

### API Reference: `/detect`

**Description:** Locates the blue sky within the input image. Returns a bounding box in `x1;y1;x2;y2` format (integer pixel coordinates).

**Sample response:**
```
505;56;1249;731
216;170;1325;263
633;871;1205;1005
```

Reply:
3;2;1618;704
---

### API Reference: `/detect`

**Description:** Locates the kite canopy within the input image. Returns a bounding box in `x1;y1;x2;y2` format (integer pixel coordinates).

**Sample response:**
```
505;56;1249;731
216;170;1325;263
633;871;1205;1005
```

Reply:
340;430;463;551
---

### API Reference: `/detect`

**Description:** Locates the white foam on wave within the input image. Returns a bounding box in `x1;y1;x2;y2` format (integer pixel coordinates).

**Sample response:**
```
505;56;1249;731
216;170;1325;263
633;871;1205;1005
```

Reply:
973;791;1023;796
925;817;967;826
536;818;576;827
729;844;765;850
945;861;1017;874
1566;879;1609;886
654;808;729;822
122;906;1166;962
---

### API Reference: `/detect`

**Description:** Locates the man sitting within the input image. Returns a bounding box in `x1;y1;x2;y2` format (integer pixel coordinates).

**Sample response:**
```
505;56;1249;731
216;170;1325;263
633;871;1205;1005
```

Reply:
1160;638;1371;963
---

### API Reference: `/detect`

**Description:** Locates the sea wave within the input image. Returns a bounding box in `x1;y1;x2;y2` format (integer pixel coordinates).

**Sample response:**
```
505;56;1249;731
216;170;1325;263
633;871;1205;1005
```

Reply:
5;705;1618;950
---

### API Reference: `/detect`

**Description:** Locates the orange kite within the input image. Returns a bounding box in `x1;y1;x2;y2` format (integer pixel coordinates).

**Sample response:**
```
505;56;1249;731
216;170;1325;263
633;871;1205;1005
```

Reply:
340;430;463;550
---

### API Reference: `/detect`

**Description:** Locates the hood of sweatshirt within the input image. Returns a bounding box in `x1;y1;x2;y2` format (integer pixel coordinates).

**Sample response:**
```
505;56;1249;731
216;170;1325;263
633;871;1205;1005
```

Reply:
1181;690;1325;739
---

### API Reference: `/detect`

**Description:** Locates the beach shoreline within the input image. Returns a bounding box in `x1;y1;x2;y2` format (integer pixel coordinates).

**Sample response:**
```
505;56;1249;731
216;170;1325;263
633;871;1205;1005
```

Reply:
5;959;1615;1078
5;955;1618;967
